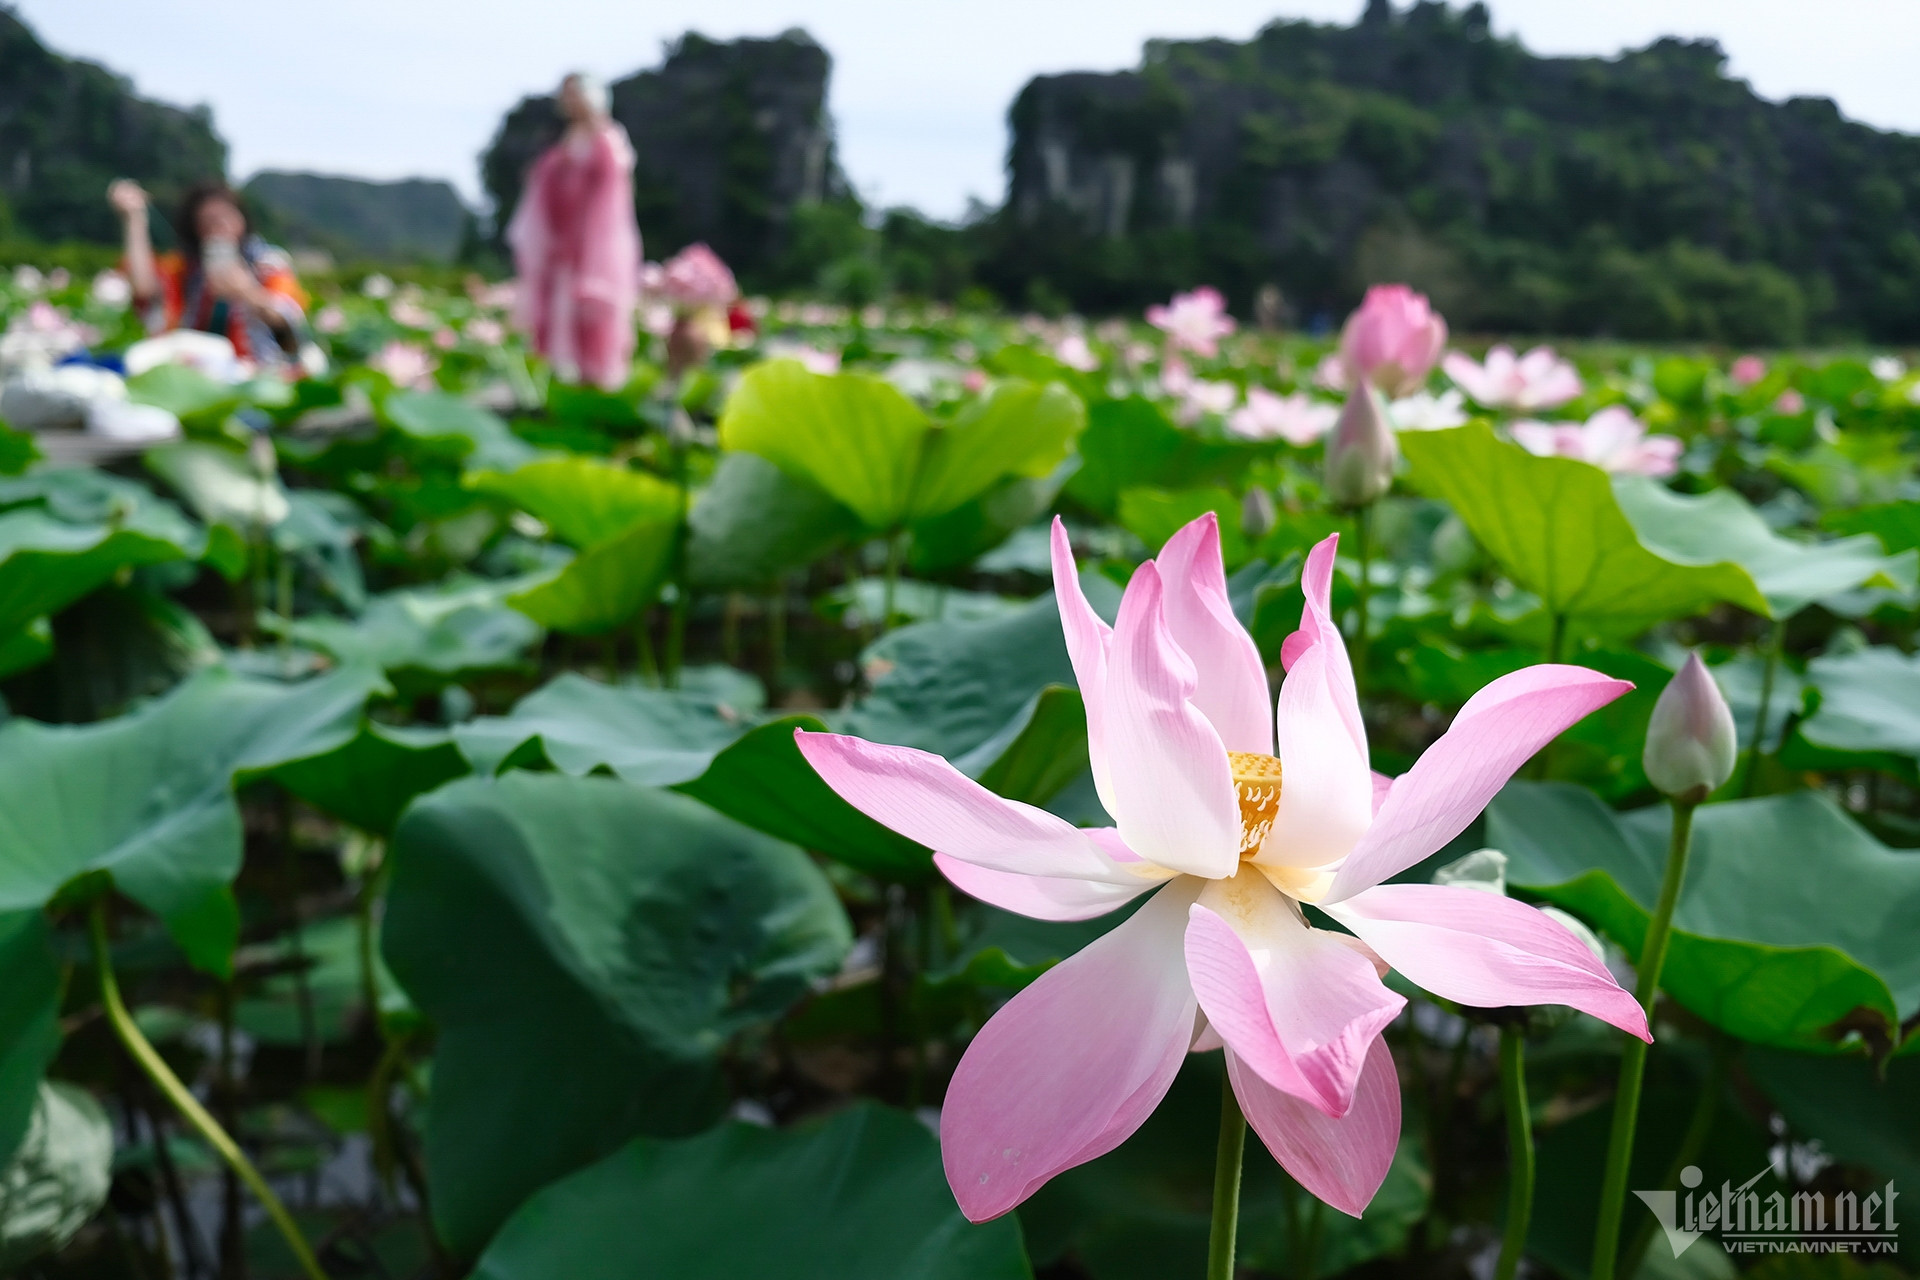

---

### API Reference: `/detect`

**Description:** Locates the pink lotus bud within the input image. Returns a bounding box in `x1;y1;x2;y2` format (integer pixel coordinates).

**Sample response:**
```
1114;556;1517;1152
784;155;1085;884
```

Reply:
1643;652;1736;800
659;243;739;311
1325;384;1397;507
1339;284;1447;398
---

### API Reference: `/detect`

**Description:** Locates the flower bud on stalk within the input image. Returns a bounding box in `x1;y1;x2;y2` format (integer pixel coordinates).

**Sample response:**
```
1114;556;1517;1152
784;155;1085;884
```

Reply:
1325;384;1397;508
1642;652;1736;801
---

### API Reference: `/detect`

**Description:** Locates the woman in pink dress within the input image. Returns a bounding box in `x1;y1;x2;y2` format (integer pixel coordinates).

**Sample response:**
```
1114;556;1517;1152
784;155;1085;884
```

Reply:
506;73;641;390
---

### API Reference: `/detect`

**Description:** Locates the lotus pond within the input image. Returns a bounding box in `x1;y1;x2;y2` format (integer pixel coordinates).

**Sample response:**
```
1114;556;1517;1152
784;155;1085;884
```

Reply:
0;267;1916;1280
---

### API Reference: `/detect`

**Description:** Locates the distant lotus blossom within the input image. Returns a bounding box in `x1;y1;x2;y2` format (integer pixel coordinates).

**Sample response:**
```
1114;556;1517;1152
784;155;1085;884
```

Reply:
1146;287;1237;358
464;317;505;346
765;341;841;375
11;265;44;293
370;340;436;389
314;306;347;335
1054;332;1100;372
475;280;518;312
1313;352;1350;392
1228;387;1339;445
659;244;739;311
389;299;435;329
1387;389;1469;431
1774;389;1806;415
1870;356;1906;382
1511;407;1682;477
1442;344;1582;410
433;327;459;350
1729;355;1766;388
1339;285;1447;398
1182;380;1240;424
962;369;988;394
640;302;675;338
361;273;395;300
91;270;132;308
1161;354;1195;396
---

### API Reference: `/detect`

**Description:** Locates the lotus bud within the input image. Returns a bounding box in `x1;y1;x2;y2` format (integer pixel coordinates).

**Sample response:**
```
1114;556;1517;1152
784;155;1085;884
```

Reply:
1241;486;1277;540
1325;384;1397;508
1338;283;1448;398
1643;652;1736;800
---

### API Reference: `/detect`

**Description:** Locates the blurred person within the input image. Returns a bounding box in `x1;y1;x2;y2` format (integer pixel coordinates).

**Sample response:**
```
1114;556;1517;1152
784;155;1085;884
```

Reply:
108;179;308;370
507;72;640;390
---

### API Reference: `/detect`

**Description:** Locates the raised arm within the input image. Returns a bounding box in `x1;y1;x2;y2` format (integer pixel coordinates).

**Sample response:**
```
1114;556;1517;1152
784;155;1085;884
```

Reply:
109;180;160;301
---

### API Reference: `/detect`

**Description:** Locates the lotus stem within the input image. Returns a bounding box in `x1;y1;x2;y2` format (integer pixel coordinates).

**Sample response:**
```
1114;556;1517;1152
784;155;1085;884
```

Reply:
1591;795;1698;1280
881;529;906;633
1207;1071;1246;1280
90;900;331;1280
1495;1022;1535;1280
1621;1032;1730;1279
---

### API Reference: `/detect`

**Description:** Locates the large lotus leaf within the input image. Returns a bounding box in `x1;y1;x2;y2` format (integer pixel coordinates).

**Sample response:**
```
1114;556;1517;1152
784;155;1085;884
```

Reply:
454;673;752;785
1021;1055;1426;1280
0;913;59;1166
718;360;929;529
278;577;543;691
907;380;1084;521
908;460;1075;574
673;715;932;882
1401;424;1768;631
124;363;243;422
502;520;678;634
266;721;467;835
0;664;385;975
1614;476;1916;616
472;1104;1030;1280
383;773;852;1256
0;1083;113;1271
1824;501;1920;555
145;441;291;531
844;571;1121;762
1744;1048;1920;1187
0;506;204;642
466;456;681;550
383;391;536;472
1064;396;1270;517
1486;782;1920;1052
686;451;862;590
1787;646;1920;772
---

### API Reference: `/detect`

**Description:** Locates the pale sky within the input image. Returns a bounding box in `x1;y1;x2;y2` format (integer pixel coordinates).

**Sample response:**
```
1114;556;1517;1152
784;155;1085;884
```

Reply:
16;0;1920;220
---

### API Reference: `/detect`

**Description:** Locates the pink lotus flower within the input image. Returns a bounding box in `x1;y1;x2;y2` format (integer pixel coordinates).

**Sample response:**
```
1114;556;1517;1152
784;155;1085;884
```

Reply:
1146;287;1237;358
369;340;436;389
464;317;506;346
659;243;739;311
1339;285;1447;398
1442;344;1582;410
314;305;347;335
389;298;435;330
1511;407;1682;477
1053;332;1101;372
796;517;1647;1222
1729;354;1766;388
1230;387;1338;445
1773;388;1806;416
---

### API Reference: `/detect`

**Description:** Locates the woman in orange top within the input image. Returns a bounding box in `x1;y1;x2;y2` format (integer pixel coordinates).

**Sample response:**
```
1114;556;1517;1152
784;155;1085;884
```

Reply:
110;179;308;370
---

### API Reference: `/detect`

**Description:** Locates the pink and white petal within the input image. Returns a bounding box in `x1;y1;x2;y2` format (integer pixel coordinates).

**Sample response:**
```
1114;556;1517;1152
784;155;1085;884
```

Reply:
1228;1034;1401;1218
1052;518;1116;810
795;731;1117;881
1103;562;1241;879
1325;884;1650;1040
934;852;1168;923
1185;874;1405;1116
1155;514;1273;755
1323;666;1633;901
941;880;1201;1221
1259;535;1373;870
1371;770;1393;816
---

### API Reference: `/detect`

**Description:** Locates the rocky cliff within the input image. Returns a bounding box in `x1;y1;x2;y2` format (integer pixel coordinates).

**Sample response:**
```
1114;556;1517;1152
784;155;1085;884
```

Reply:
990;0;1920;342
245;172;471;264
0;9;228;246
481;30;846;283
